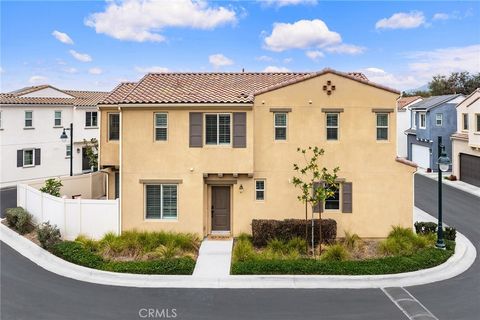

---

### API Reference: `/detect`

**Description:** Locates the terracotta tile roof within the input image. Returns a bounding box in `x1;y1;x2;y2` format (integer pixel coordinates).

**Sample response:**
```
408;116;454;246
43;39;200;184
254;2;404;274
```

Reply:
347;72;369;81
100;82;137;105
397;96;422;111
118;72;308;104
1;86;108;107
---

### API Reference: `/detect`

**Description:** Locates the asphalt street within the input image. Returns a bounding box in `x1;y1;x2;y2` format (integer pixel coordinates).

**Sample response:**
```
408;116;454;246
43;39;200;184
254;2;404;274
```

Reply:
0;186;16;218
1;174;478;320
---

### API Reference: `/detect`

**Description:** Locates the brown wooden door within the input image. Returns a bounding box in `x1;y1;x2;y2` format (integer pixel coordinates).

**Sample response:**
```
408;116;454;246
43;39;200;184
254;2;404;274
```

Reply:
211;186;230;231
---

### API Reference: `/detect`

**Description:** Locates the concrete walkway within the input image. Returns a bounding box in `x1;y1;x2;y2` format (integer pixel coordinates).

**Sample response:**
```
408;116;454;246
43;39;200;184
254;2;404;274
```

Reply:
415;170;480;197
193;239;233;277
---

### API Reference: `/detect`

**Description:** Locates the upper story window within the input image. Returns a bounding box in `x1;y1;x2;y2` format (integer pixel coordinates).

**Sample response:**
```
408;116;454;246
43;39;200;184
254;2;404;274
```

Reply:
419;112;426;129
25;111;33;128
462;113;469;131
326;113;339;140
86;111;98;128
154;113;168;141
274;112;287;141
54;111;62;127
145;184;178;220
436;113;443;126
413;112;417;128
205;113;231;145
376;113;388;141
108;113;120;141
476;114;480;132
255;179;265;201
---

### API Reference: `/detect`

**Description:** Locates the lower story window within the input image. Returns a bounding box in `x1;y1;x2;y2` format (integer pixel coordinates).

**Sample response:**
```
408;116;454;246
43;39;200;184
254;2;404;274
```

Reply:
324;184;340;210
255;179;265;201
66;145;71;158
23;149;34;167
145;184;178;219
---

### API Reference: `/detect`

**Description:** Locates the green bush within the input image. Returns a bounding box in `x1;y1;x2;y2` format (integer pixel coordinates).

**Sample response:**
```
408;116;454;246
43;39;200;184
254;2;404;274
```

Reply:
37;222;61;250
444;227;456;241
414;221;457;241
321;244;349;261
379;226;430;256
152;242;181;259
75;235;100;252
39;178;63;197
233;239;255;262
52;241;104;269
5;207;33;234
342;231;361;250
251;218;337;247
286;237;307;255
231;246;453;275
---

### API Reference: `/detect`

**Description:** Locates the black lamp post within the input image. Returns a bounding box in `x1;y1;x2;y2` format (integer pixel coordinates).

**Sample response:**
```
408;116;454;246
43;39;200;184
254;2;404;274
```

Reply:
436;136;451;249
60;123;73;177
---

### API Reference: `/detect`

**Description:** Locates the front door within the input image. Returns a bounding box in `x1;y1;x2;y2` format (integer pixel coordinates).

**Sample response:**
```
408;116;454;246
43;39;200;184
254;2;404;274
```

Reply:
211;186;230;232
82;148;90;171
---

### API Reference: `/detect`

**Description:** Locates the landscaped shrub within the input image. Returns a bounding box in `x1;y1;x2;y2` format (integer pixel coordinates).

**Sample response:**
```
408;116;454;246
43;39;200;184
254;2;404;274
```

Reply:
75;234;100;252
414;221;457;241
39;178;63;197
379;226;431;256
342;231;361;250
5;207;33;234
37;222;61;250
233;238;255;262
321;244;349;261
251;218;337;247
444;227;456;241
52;241;104;269
286;237;307;255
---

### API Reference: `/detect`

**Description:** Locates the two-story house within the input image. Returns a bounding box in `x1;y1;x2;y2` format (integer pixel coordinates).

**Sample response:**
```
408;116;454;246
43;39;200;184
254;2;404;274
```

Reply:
396;96;422;158
451;89;480;187
98;69;416;238
405;94;464;170
0;85;107;187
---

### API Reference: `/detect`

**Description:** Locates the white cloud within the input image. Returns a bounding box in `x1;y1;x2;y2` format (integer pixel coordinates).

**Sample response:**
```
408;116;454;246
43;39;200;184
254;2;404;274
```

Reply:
262;0;317;7
88;67;103;75
325;44;366;55
63;67;78;74
433;13;450;21
264;19;341;52
85;0;237;42
283;57;293;64
365;67;386;74
256;55;274;62
305;50;324;60
28;75;48;84
263;66;290;72
0;67;3;73
52;30;74;44
135;66;170;73
69;50;92;62
375;11;425;29
209;54;234;68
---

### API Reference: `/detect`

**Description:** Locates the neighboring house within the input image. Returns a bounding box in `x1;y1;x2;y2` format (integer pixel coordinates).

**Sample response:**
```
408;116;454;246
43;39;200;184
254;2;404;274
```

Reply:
405;94;465;171
0;85;107;187
98;69;416;238
451;89;480;187
396;96;422;158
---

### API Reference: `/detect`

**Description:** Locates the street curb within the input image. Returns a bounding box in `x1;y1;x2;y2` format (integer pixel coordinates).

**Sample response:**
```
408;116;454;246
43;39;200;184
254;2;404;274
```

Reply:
1;223;476;289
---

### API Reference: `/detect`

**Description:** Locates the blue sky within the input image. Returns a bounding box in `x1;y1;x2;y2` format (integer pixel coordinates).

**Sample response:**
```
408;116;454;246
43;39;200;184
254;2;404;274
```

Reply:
1;0;479;92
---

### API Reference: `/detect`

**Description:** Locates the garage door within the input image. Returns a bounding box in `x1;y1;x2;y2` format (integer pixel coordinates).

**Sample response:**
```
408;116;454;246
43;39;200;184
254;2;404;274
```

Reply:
412;144;430;169
460;153;480;187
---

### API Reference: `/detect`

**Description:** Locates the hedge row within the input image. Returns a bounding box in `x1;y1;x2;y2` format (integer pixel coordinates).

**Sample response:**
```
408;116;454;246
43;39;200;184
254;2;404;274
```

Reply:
52;241;195;275
252;219;337;247
232;241;455;275
414;221;456;241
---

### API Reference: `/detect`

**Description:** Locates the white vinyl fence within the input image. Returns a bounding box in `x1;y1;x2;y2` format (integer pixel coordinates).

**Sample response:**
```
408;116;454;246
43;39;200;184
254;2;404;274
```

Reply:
17;184;120;240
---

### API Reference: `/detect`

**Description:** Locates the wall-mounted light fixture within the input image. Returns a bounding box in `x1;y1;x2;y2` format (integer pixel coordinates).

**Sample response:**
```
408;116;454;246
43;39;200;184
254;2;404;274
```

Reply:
76;148;81;154
239;184;244;193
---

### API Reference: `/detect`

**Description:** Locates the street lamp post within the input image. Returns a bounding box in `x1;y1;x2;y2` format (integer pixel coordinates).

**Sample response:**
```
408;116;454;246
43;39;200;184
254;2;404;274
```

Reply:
60;123;73;177
436;135;451;249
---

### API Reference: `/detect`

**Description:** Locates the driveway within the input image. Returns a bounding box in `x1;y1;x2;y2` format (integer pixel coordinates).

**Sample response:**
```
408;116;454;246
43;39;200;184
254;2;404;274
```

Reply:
1;174;478;320
0;186;17;218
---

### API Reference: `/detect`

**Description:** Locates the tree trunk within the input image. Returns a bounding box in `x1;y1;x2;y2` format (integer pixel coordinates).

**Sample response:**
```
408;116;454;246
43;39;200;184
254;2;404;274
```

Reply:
305;202;308;255
311;205;315;257
318;212;322;255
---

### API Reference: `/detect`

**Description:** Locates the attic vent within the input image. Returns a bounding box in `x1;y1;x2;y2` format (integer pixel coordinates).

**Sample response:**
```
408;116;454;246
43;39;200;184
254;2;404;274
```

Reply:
238;93;249;98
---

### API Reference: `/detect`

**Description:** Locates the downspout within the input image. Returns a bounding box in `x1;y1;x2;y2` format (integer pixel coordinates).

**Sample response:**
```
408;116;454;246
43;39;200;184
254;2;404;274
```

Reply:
118;106;122;236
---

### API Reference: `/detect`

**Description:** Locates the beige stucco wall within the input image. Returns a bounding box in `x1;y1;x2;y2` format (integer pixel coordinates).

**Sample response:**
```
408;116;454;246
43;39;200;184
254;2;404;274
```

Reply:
100;72;415;239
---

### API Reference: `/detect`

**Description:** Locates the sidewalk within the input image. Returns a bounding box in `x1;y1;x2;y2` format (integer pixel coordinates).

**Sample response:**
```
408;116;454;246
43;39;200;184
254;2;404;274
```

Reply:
416;170;480;197
193;239;233;277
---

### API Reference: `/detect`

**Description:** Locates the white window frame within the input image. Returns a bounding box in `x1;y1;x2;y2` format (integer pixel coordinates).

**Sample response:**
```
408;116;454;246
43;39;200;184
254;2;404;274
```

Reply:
85;111;98;128
154;112;168;141
54;110;62;127
25;111;33;128
204;113;232;146
274;112;287;141
412;111;417;129
324;184;341;211
255;179;266;201
476;114;480;133
376;113;389;141
23;149;35;167
144;184;178;220
108;113;120;141
66;145;71;158
326;113;339;141
435;113;443;126
462;113;469;131
419;112;426;129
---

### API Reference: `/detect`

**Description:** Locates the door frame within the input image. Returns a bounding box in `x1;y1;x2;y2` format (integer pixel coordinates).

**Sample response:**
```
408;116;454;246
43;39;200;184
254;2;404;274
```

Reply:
209;185;232;234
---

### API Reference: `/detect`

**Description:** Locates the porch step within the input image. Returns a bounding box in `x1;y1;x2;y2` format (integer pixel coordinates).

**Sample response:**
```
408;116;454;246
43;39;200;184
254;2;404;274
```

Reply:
193;239;233;277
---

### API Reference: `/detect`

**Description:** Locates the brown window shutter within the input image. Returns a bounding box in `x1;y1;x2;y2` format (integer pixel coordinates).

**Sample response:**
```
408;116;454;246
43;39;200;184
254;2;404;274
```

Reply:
313;182;323;213
342;182;352;213
17;150;23;167
34;148;41;165
233;112;246;148
189;112;203;148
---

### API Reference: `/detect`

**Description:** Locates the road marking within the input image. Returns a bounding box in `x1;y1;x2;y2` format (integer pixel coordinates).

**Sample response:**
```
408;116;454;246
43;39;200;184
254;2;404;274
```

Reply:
382;287;439;320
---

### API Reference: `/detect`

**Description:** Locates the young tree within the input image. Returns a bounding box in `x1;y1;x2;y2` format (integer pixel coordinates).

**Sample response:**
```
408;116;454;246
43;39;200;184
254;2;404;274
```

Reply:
292;146;339;256
40;178;63;197
83;138;99;171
